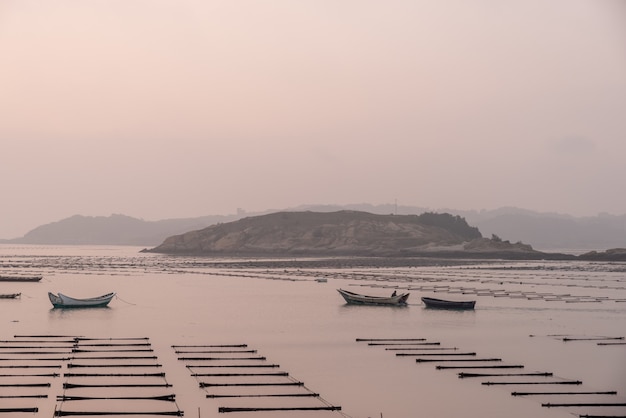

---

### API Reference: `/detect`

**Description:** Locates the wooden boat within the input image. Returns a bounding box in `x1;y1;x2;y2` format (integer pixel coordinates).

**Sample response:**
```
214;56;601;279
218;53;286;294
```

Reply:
48;292;115;308
337;288;409;306
0;293;21;299
421;297;475;310
0;275;42;282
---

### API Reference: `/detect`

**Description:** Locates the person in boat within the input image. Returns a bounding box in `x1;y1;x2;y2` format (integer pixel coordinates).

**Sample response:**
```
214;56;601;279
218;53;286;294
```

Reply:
392;290;397;297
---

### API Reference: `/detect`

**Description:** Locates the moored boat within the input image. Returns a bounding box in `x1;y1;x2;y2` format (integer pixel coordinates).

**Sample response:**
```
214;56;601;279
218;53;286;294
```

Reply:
48;292;115;308
421;296;475;310
0;275;42;282
0;293;21;299
337;288;409;306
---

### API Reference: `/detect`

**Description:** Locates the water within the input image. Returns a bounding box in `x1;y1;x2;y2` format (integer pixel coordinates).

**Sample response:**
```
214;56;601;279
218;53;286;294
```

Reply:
1;244;625;418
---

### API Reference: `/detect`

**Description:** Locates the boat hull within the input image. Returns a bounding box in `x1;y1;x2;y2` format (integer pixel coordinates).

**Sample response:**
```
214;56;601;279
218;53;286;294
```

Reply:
48;292;115;308
421;297;475;310
0;275;42;282
337;288;409;306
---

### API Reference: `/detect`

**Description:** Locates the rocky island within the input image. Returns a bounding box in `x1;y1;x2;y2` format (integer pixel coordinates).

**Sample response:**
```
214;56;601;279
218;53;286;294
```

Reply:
145;210;566;260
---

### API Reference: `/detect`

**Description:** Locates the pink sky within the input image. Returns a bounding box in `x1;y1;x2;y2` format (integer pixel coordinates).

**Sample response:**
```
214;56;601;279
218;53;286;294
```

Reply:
1;0;625;238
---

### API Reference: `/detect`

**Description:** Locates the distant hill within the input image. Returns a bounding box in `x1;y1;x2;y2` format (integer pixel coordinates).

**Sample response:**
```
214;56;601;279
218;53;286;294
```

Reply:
145;210;552;258
2;214;243;246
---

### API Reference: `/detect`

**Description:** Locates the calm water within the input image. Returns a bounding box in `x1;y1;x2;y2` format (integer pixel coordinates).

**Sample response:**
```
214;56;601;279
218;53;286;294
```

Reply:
0;244;625;418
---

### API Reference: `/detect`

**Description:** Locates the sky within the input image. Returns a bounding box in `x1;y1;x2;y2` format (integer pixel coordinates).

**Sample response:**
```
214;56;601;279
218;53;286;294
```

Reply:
1;0;625;239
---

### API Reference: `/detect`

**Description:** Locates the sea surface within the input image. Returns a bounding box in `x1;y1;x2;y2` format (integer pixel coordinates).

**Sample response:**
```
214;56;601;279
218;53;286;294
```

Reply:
0;244;625;418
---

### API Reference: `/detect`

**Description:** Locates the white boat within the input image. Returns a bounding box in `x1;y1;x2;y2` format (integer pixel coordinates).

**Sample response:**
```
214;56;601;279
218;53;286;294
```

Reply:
337;288;409;306
48;292;115;308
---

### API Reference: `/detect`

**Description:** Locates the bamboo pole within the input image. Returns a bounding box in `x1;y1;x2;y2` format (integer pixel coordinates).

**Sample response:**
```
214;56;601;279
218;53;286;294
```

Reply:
543;402;626;407
70;356;158;360
192;372;288;377
562;337;624;341
0;357;69;361
207;393;318;398
64;372;165;377
67;363;162;368
14;335;78;339
199;382;303;387
0;351;69;355
417;358;502;363
0;408;39;413
1;340;75;344
356;338;426;342
179;357;266;361
397;352;476;357
63;383;172;389
483;380;582;386
459;372;552;378
187;364;279;368
0;373;59;377
76;343;151;347
369;342;440;346
0;345;73;349
218;406;340;412
57;395;175;402
175;350;256;354
0;364;61;369
172;344;246;348
76;337;149;341
72;349;154;353
385;347;457;351
54;411;183;416
512;391;617;396
437;365;523;370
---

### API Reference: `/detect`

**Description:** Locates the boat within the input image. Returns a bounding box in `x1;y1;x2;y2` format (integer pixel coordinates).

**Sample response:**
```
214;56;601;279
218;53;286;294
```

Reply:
337;288;409;306
0;293;21;299
421;297;475;310
48;292;115;308
0;275;42;282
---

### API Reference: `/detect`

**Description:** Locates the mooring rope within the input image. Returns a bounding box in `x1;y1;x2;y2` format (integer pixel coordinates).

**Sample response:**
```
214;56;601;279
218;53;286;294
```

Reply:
114;294;136;305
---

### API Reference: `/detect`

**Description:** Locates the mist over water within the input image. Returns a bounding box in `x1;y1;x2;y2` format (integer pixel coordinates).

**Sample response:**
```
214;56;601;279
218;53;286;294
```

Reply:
1;245;625;418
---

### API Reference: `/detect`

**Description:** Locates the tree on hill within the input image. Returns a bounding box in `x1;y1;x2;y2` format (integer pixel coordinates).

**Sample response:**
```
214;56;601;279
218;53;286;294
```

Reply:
416;212;482;240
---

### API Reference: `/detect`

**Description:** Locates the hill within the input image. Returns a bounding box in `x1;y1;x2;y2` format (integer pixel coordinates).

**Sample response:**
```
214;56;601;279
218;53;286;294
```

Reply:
4;213;242;246
145;210;552;258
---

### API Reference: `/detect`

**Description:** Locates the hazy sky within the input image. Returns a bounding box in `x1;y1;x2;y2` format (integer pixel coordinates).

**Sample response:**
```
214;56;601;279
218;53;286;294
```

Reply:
1;0;625;238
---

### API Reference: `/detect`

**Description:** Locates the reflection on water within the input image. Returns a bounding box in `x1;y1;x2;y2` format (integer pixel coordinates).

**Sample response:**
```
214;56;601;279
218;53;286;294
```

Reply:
0;244;625;418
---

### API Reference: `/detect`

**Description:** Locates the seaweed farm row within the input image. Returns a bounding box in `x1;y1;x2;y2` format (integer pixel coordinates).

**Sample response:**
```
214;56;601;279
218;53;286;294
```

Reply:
0;335;347;417
357;337;626;418
0;335;183;417
174;343;342;414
